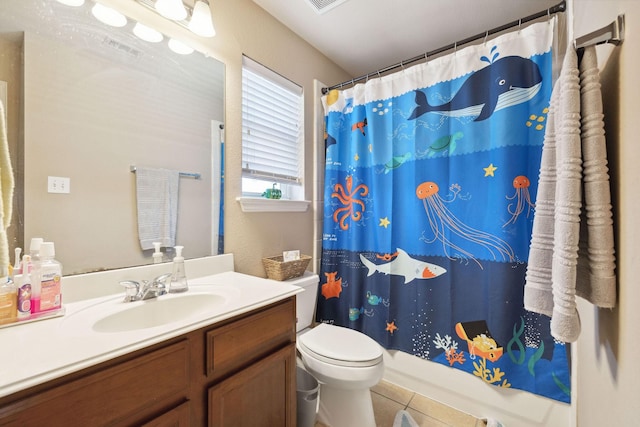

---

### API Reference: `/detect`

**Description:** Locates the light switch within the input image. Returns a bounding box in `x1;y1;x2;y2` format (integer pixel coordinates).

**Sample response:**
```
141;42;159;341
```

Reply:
48;176;70;194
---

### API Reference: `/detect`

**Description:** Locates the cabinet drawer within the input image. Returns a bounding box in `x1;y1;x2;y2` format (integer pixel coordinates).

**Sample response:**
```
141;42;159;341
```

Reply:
0;340;190;426
206;298;295;380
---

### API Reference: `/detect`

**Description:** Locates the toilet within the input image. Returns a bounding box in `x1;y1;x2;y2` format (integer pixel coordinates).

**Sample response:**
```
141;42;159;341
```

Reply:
290;272;384;427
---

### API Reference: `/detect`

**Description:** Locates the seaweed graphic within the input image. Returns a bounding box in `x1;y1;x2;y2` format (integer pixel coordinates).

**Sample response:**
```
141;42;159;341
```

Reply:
472;357;511;388
507;317;526;364
528;341;545;377
552;371;571;397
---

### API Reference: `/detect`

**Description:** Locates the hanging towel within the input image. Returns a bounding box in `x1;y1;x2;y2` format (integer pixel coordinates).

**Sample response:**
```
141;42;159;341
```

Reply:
575;46;616;307
0;101;13;276
135;167;179;251
524;46;616;342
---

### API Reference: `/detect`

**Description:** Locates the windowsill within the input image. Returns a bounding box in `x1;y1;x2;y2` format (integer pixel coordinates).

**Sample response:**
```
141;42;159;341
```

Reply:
236;197;311;213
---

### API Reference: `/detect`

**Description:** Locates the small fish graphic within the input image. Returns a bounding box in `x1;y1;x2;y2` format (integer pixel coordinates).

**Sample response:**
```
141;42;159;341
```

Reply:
352;118;368;135
360;248;446;284
349;307;364;321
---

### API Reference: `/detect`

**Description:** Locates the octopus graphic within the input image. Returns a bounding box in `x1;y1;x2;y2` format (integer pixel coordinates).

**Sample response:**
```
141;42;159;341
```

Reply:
416;181;515;268
503;175;535;227
331;175;368;230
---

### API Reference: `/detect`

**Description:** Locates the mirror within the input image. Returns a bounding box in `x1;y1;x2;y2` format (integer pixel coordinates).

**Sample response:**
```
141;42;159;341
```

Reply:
0;0;225;275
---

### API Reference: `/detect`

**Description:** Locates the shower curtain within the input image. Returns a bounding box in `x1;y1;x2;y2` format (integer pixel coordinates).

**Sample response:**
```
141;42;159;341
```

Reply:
318;19;570;403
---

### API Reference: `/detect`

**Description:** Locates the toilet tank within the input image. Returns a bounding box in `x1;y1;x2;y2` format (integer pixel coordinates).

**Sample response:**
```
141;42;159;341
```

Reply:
285;272;319;332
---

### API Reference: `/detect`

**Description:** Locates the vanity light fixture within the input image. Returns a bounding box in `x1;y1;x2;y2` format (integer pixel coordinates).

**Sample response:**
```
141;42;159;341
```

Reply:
155;0;188;21
91;3;127;27
55;0;85;6
188;0;216;38
133;22;164;43
168;38;194;55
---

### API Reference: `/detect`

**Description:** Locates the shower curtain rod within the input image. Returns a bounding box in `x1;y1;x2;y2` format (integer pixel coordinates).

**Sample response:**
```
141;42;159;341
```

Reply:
321;1;568;94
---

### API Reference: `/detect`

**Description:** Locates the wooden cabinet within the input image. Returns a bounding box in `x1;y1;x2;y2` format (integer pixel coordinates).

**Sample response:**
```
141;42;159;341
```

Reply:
0;297;296;427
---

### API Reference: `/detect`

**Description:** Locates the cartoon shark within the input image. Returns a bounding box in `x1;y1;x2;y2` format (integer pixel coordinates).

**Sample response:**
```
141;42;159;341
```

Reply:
408;56;543;122
360;248;446;284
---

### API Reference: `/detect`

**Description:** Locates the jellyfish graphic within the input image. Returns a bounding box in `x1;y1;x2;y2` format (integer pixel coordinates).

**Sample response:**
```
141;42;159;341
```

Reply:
503;175;535;227
416;181;515;268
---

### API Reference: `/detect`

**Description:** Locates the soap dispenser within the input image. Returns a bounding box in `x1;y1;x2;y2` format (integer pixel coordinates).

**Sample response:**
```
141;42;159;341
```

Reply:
152;242;164;264
169;246;188;293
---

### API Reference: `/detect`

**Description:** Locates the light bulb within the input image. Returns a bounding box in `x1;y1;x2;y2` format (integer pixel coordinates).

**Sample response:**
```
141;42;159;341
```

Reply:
91;3;127;27
55;0;85;6
168;38;194;55
155;0;188;21
188;1;216;37
133;22;163;43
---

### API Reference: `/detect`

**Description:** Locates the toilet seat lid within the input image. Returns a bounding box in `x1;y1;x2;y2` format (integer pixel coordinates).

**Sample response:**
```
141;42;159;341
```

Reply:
298;323;383;366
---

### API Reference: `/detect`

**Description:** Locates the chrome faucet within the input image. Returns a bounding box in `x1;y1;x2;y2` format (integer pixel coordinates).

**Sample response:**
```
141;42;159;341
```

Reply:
119;273;172;302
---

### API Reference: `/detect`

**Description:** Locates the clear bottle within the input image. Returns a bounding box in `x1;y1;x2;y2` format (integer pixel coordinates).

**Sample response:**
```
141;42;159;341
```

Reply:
13;271;31;320
29;237;43;264
16;254;33;320
152;242;164;264
168;246;188;293
0;275;17;325
31;242;63;314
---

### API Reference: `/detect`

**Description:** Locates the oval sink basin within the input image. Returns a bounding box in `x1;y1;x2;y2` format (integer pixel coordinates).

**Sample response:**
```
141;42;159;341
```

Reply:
92;293;226;333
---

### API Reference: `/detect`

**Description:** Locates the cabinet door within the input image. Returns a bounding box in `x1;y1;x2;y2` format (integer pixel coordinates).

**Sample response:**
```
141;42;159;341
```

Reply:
208;344;296;427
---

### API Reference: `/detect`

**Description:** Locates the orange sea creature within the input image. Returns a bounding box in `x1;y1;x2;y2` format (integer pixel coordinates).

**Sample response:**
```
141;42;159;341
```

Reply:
503;175;535;227
386;321;398;335
416;181;515;268
351;118;368;135
331;175;368;230
321;271;343;299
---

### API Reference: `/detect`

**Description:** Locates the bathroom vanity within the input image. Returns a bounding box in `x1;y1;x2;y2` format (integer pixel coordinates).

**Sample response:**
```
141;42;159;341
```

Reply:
0;256;302;426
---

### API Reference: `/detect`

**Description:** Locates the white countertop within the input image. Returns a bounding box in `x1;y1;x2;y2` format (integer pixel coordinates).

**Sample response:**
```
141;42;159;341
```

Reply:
0;270;303;399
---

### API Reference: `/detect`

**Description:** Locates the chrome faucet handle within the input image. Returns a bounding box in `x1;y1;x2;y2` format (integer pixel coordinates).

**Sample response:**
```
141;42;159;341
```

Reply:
119;280;140;302
152;273;172;285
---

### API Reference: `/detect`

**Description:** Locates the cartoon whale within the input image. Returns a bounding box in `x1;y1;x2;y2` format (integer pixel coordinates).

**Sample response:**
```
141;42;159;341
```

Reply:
360;248;446;284
408;56;543;122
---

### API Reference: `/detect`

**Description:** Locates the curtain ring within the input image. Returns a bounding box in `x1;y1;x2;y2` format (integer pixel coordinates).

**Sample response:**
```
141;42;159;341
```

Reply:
518;18;522;33
483;30;489;46
454;41;457;53
424;52;429;64
400;60;405;71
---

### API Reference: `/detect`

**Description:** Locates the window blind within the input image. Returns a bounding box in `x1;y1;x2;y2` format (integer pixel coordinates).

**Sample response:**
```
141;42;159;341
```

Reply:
242;56;303;185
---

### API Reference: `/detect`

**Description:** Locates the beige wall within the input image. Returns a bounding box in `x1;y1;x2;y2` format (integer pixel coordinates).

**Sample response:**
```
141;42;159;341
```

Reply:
573;1;640;425
210;0;351;276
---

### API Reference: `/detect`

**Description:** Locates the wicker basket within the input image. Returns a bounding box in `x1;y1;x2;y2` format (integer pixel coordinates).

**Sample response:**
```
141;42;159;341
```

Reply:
262;254;311;281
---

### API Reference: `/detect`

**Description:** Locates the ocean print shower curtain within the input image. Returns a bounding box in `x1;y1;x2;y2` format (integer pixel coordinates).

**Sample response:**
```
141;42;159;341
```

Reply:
318;19;570;403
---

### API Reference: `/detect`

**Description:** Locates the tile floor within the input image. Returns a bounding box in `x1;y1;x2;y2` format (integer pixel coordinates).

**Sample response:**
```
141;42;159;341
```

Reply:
314;380;486;427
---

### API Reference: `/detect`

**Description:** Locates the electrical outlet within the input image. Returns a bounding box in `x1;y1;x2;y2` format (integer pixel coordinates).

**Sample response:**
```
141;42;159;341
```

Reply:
47;176;70;194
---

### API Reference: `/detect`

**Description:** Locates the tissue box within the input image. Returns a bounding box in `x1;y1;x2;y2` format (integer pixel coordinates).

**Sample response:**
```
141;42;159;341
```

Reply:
262;255;311;281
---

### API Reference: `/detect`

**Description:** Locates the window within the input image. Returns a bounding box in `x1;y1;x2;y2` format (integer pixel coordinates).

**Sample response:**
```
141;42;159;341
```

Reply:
241;55;304;200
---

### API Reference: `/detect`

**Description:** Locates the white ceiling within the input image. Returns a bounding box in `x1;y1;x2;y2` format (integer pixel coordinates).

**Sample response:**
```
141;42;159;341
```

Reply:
253;0;561;79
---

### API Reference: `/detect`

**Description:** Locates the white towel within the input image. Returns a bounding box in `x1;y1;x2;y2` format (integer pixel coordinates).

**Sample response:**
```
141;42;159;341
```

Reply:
0;101;13;276
575;46;616;307
524;46;617;343
135;167;179;251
